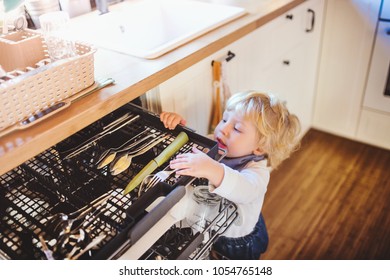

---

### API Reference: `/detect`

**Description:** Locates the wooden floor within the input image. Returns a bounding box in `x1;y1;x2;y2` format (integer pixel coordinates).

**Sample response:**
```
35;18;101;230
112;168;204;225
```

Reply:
261;129;390;260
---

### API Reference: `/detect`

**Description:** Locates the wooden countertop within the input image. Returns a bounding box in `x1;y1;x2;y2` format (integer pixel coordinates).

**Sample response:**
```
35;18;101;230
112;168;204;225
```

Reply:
0;0;305;175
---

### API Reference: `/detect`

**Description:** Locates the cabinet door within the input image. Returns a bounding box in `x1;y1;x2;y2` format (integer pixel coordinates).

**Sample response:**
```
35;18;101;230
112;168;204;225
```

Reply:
363;21;390;113
313;0;381;138
245;0;325;133
357;108;390;150
294;0;325;132
159;58;213;135
259;43;313;133
228;4;305;93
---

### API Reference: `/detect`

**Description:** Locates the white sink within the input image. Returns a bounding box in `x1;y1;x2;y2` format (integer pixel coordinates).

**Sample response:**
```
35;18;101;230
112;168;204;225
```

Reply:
68;0;246;59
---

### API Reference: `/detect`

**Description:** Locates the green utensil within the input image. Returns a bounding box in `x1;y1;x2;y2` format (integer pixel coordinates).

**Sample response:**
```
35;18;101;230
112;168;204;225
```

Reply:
123;131;189;195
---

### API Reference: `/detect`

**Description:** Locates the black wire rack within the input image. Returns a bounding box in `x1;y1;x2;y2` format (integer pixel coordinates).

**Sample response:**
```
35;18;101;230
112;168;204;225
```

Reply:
0;103;218;260
140;197;238;260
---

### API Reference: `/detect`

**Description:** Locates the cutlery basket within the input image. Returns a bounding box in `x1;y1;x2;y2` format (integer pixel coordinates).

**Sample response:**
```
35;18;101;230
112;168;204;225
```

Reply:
0;103;218;260
0;29;95;132
0;30;45;72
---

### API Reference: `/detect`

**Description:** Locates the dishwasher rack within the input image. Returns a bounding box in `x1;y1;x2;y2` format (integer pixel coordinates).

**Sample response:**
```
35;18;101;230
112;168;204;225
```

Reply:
0;103;218;260
140;196;238;260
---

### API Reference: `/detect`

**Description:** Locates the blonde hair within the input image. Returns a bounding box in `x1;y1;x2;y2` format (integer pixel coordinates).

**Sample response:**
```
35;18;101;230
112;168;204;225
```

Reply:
226;91;301;169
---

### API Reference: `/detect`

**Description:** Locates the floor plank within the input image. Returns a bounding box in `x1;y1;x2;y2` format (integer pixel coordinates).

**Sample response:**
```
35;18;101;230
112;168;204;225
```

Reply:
261;129;390;259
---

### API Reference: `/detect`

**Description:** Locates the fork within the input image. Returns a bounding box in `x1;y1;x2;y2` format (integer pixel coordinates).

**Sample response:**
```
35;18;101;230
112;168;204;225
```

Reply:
138;167;177;196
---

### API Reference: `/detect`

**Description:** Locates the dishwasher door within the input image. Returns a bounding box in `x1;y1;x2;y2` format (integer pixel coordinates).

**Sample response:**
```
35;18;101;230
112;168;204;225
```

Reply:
0;103;218;260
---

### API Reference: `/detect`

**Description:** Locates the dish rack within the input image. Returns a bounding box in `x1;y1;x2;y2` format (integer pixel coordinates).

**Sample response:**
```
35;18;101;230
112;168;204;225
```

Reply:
0;29;95;132
140;197;238;260
0;103;219;260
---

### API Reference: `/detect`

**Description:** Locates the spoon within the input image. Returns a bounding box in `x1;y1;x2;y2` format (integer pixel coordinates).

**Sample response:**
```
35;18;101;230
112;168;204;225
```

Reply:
110;135;168;175
53;201;108;258
44;192;111;237
95;129;150;167
96;130;154;169
55;228;91;258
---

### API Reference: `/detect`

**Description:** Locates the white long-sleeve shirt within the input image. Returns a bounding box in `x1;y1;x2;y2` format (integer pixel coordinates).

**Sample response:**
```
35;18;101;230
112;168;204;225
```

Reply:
209;159;270;238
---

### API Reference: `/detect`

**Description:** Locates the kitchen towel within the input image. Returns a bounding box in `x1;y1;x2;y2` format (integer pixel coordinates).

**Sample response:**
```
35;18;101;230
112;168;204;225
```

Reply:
209;58;232;134
210;60;222;133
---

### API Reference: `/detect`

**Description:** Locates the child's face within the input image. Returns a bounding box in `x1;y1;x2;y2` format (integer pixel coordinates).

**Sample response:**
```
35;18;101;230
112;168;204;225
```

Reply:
214;110;262;158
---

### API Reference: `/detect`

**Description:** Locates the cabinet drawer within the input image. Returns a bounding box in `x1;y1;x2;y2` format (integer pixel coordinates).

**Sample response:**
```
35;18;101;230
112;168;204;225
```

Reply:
357;109;390;150
259;2;312;67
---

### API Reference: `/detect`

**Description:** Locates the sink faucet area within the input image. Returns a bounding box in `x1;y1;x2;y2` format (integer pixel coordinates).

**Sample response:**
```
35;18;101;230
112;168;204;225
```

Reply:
67;0;246;59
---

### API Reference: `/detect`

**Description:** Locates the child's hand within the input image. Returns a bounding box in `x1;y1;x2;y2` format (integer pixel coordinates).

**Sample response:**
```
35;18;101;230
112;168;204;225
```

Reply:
160;112;187;130
170;147;224;187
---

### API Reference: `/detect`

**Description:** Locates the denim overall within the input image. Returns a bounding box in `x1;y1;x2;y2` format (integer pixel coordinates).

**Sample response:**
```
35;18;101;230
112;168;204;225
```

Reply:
211;154;269;260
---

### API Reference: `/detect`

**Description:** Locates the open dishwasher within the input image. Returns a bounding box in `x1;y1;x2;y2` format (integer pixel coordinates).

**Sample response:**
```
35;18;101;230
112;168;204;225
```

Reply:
138;191;238;260
0;103;237;260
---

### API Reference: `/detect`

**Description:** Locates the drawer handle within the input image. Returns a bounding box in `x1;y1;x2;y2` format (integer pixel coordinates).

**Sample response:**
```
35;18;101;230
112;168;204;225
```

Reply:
306;9;315;32
283;60;290;65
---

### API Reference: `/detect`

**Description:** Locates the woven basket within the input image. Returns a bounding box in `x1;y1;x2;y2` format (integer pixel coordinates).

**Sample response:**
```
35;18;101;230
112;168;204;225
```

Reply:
0;29;95;131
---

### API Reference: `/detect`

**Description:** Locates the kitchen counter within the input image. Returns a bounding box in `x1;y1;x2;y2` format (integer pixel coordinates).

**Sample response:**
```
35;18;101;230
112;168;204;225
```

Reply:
0;0;305;175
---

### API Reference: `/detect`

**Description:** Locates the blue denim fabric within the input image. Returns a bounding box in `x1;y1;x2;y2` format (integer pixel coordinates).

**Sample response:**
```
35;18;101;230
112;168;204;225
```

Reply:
212;213;268;260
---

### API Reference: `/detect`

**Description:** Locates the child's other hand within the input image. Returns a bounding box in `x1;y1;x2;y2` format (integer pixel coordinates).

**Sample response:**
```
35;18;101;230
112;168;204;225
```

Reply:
160;112;187;130
170;146;224;187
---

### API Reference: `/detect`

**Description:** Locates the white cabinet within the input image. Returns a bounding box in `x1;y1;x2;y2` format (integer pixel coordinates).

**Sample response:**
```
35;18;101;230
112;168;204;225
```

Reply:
246;0;324;133
357;109;390;149
159;0;325;135
312;0;382;139
357;17;390;149
313;0;390;150
158;57;214;135
363;21;390;113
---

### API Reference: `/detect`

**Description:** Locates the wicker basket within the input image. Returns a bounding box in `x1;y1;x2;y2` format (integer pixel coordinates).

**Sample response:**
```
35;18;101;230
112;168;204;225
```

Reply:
0;29;96;132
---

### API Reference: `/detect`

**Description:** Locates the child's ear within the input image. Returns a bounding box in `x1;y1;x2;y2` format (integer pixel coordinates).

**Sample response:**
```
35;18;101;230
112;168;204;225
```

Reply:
253;147;264;156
